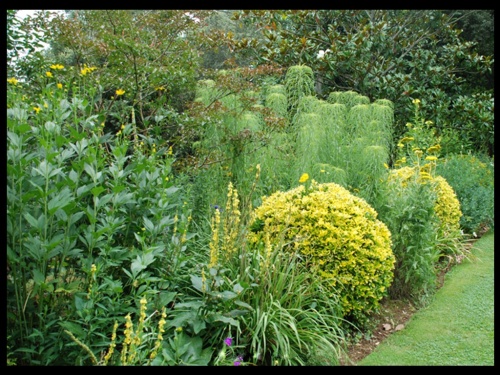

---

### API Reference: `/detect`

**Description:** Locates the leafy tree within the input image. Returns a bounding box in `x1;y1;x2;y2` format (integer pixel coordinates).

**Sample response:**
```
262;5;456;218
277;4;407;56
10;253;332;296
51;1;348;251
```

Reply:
7;9;51;78
37;10;212;125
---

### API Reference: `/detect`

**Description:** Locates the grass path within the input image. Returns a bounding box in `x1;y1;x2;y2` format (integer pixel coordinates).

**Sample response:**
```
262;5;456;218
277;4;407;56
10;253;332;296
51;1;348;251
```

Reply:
358;231;494;366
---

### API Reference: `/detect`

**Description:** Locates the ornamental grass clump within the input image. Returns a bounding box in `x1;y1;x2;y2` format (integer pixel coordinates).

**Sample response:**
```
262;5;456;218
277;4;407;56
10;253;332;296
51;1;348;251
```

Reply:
248;180;395;327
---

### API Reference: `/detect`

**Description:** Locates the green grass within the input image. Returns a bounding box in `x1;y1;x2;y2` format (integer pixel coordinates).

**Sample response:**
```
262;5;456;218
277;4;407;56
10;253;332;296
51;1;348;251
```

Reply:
358;231;494;366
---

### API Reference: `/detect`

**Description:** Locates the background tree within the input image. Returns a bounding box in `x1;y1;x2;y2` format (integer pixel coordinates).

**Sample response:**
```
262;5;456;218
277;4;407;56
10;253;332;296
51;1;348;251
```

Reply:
227;10;494;158
7;9;52;79
38;10;212;127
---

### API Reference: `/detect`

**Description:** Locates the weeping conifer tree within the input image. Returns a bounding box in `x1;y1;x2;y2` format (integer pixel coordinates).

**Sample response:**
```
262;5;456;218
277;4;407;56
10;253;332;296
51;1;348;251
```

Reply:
285;65;315;124
294;112;324;184
328;90;362;110
265;92;288;118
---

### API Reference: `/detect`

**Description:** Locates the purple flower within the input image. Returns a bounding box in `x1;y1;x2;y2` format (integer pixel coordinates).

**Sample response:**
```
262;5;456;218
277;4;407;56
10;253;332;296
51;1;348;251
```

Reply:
234;355;243;366
224;337;233;347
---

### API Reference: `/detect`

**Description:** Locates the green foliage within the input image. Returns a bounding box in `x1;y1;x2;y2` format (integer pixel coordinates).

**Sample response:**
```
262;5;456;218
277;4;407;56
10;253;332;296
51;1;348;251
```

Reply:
229;10;494;157
7;67;200;365
436;153;494;235
7;10;50;78
189;182;347;365
248;180;395;327
41;10;210;124
380;169;442;304
285;65;315;122
441;93;494;156
265;92;288;118
8;11;493;362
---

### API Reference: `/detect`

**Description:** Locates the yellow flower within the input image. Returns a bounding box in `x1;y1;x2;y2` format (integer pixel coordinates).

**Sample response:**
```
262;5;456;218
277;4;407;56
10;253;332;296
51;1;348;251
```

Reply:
320;169;326;173
80;64;97;76
425;120;434;125
427;144;441;153
46;71;53;78
167;146;173;156
155;86;166;91
414;149;423;158
57;83;63;89
419;172;432;181
412;98;421;105
33;106;41;114
425;156;438;161
7;77;18;85
50;64;64;70
400;136;414;143
116;89;125;96
383;163;389;169
299;173;309;184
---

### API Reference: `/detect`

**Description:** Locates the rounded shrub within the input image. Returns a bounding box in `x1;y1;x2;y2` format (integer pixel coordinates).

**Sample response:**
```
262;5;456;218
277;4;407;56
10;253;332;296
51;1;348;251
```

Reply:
248;180;395;325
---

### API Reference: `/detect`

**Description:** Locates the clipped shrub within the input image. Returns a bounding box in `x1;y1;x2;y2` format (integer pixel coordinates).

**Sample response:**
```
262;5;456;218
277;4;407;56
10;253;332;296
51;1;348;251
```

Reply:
248;180;395;326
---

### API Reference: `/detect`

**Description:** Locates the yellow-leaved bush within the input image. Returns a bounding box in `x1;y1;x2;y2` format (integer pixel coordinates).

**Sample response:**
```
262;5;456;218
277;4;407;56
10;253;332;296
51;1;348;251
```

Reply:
248;180;395;324
389;166;462;238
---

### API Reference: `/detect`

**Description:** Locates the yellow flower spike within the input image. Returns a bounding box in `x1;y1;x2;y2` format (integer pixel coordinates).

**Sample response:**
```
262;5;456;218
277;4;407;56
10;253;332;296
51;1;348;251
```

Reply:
116;89;125;96
7;77;18;85
299;173;309;184
46;71;53;78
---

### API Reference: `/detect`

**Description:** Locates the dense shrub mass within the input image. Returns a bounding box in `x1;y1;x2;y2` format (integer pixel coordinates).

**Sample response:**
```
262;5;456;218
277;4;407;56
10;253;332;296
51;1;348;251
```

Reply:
248;180;395;325
436;153;494;235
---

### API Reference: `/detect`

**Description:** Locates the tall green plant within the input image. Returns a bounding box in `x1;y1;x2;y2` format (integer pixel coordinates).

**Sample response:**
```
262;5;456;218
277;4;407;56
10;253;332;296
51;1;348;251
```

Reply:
284;65;315;123
7;67;197;365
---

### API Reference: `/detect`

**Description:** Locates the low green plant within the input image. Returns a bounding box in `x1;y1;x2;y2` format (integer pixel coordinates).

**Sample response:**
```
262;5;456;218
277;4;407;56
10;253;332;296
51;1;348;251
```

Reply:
436;153;494;235
188;179;347;365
